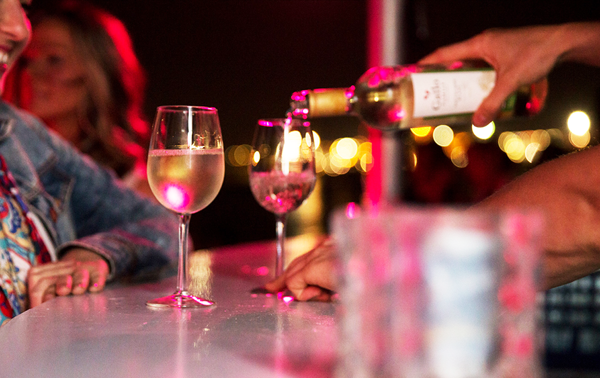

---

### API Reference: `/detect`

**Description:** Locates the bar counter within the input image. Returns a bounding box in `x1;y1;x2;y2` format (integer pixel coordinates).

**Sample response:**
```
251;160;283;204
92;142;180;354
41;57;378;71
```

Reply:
1;234;596;378
0;235;336;378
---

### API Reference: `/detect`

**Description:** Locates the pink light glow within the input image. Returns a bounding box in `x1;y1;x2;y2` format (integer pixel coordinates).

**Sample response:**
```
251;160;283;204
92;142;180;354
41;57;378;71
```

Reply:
367;67;382;87
282;296;294;304
345;202;358;219
449;61;464;70
164;184;189;211
387;107;406;122
258;120;274;127
292;109;309;119
345;87;355;99
364;128;382;207
291;90;308;102
256;266;270;276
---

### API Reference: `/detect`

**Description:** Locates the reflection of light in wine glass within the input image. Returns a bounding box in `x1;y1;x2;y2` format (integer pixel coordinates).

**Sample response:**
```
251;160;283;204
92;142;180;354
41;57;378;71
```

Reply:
189;252;213;300
165;185;189;211
283;131;303;160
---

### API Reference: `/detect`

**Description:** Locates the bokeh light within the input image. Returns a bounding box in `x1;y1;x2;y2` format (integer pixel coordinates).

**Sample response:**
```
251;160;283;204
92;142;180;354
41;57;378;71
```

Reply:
504;135;526;163
335;138;359;159
433;125;454;147
411;126;432;137
567;111;591;136
450;146;469;168
312;131;321;150
472;121;496;140
569;130;591;148
234;145;251;166
525;143;541;163
530;129;551;151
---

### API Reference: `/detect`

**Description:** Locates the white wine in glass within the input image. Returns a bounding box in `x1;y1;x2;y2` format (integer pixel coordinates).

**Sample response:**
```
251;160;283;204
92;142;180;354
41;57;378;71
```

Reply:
146;106;224;308
249;118;316;278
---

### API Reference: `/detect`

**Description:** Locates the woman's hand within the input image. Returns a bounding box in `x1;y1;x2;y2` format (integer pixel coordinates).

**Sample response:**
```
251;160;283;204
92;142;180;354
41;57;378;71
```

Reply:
27;248;109;308
265;238;338;302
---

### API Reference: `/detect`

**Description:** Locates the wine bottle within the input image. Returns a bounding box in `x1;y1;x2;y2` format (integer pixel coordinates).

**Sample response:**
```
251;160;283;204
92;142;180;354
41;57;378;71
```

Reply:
289;60;547;131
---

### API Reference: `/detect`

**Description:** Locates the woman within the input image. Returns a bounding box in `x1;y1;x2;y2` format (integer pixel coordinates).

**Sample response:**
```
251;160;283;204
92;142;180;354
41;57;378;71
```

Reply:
3;0;150;193
0;0;177;325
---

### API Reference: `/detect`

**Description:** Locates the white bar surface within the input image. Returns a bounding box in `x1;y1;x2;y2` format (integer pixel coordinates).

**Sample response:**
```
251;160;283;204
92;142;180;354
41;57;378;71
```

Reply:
0;236;336;378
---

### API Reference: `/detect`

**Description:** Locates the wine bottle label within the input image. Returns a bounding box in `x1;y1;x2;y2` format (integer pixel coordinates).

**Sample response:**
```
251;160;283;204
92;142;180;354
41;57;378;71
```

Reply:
411;70;496;118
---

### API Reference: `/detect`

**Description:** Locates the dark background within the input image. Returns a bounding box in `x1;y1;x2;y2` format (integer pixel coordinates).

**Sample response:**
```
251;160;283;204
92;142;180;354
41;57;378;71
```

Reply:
32;0;600;248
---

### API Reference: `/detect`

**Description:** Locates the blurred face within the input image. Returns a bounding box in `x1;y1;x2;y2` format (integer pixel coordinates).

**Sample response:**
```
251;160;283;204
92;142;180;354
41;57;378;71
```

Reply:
0;0;32;94
19;18;87;122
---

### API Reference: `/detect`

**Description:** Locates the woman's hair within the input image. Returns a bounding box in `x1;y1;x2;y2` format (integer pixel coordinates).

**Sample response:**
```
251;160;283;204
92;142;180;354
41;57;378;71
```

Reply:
4;0;149;177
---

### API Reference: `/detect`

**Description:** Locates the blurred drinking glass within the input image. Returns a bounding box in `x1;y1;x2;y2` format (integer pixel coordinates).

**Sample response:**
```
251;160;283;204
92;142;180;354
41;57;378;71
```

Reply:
249;118;316;278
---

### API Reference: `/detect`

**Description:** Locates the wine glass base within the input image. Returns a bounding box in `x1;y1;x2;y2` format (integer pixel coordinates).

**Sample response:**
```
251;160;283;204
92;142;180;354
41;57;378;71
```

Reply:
146;291;214;308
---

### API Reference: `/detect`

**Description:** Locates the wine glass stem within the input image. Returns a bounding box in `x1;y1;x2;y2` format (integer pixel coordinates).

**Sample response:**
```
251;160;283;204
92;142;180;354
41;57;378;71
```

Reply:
275;214;287;277
177;213;192;294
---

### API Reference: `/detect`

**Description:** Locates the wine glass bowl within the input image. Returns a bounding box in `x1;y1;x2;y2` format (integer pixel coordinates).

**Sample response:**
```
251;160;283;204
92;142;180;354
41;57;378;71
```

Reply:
146;105;224;308
249;118;316;278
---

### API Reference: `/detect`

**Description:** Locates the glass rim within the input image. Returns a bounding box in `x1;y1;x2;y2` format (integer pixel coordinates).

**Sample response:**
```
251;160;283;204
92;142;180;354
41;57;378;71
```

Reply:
257;118;308;127
157;105;217;113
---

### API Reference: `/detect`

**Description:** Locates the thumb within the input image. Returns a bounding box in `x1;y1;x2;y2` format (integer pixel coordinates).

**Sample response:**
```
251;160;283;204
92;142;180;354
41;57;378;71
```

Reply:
264;274;287;293
473;76;518;126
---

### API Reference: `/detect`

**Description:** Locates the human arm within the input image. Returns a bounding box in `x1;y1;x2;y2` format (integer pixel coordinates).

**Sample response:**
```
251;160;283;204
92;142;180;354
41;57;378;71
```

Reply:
4;106;178;306
419;22;600;126
27;249;109;308
473;145;600;290
31;117;178;281
265;238;338;301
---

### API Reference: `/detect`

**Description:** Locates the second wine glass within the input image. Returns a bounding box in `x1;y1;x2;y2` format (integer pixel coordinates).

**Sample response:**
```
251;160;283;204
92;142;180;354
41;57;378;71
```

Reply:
249;118;316;278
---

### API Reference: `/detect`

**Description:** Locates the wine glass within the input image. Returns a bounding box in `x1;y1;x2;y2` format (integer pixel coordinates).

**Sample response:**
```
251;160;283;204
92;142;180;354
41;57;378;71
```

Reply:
249;118;316;279
146;106;224;308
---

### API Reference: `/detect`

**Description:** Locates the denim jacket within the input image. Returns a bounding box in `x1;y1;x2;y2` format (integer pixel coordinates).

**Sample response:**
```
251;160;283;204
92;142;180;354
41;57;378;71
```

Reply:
0;100;177;280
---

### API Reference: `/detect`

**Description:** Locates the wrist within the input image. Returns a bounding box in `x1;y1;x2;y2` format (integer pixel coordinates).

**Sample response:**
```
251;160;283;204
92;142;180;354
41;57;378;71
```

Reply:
557;22;600;66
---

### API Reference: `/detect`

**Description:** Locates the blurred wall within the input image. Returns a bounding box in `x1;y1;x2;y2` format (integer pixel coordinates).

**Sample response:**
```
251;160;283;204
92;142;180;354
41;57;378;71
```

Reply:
31;0;600;248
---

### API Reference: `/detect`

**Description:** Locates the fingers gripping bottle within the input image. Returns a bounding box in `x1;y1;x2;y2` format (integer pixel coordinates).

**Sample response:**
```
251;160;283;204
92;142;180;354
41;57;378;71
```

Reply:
289;60;547;130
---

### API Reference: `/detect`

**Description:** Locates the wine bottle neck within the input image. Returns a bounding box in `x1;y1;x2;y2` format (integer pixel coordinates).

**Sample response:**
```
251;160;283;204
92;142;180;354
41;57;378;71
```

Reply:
289;88;350;119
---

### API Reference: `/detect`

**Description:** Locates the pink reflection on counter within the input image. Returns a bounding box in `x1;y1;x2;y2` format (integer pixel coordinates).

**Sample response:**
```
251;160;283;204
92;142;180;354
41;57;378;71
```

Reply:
256;266;269;276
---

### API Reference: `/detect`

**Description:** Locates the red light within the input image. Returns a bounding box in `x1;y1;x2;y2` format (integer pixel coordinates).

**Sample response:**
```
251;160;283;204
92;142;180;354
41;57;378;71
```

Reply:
256;266;269;276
